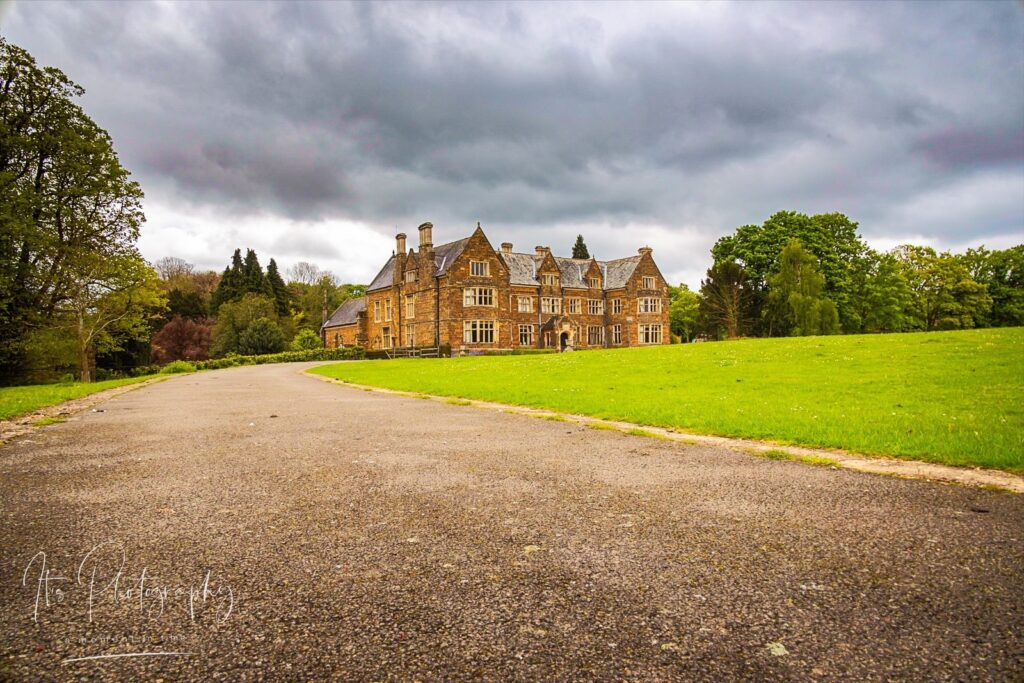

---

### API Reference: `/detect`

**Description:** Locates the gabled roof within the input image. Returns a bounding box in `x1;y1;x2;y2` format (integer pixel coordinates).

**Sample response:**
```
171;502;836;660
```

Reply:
322;296;366;329
366;255;396;292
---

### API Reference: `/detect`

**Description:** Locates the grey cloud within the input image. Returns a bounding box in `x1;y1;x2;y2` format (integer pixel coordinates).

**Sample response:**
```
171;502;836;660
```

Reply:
2;0;1021;285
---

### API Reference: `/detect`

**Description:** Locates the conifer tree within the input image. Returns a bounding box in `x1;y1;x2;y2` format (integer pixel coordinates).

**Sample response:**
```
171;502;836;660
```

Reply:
572;235;590;259
266;259;291;317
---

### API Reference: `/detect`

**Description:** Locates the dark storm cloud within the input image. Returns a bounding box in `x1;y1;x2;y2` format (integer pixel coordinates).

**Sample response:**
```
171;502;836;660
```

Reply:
2;0;1022;281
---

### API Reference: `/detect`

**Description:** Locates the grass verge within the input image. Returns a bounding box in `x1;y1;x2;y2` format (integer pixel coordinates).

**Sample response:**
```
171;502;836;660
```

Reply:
310;328;1024;472
0;375;159;421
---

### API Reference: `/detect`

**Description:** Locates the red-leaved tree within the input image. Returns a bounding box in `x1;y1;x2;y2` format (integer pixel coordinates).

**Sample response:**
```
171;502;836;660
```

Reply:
151;316;213;364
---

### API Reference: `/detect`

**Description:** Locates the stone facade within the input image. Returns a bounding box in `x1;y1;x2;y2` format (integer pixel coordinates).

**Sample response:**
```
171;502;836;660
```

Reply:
322;223;670;352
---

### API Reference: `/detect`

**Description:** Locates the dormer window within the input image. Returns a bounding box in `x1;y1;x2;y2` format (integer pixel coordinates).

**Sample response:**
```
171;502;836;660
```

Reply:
541;274;559;286
588;277;600;288
405;270;416;283
471;260;489;277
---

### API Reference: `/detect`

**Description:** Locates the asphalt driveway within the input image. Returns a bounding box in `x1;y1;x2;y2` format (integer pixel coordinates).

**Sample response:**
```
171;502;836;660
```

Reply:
0;363;1020;681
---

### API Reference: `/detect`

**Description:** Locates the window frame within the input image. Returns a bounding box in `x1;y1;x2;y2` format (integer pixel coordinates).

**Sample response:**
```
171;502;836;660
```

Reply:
463;287;496;307
373;300;381;323
612;324;621;345
587;325;604;345
642;276;656;289
541;297;561;314
382;326;392;348
639;323;662;344
517;296;533;313
588;299;604;315
463;320;496;344
384;299;393;321
638;297;662;313
518;324;534;346
567;298;581;314
611;298;622;315
588;277;600;289
470;260;490;277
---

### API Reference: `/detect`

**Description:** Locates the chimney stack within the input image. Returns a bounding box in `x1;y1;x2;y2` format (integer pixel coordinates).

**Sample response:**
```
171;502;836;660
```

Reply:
638;246;653;256
418;222;433;251
501;242;513;255
396;232;407;254
535;246;550;257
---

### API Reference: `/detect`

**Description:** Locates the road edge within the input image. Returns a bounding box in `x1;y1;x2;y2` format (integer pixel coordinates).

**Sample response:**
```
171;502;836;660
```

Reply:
304;369;1024;494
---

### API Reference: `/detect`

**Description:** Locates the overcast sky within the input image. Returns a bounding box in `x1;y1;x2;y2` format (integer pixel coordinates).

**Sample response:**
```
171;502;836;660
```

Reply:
2;1;1022;287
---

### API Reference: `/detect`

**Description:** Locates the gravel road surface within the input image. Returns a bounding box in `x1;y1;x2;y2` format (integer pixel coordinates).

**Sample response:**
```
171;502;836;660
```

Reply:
1;363;1021;681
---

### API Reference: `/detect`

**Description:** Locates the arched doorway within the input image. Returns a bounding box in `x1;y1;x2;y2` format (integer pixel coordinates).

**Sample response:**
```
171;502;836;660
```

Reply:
559;332;569;351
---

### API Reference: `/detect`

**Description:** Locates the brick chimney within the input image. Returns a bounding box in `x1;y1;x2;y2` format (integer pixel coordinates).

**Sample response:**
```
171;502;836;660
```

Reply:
396;232;407;254
501;242;513;254
638;246;653;256
418;222;433;251
535;246;550;257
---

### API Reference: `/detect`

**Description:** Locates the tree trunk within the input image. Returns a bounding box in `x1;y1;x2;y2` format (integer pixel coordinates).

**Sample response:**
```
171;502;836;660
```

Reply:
77;312;91;383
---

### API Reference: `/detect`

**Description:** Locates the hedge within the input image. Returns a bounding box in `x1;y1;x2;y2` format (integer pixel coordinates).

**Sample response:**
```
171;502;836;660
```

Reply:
193;347;364;371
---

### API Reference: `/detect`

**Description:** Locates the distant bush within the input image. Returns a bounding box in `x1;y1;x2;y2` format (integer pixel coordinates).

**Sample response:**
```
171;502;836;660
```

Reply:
192;347;363;371
160;360;197;374
290;328;323;351
237;317;286;356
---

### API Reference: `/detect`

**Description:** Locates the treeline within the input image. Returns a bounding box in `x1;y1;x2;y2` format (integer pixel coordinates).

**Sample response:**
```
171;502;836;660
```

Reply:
151;252;364;367
668;211;1022;341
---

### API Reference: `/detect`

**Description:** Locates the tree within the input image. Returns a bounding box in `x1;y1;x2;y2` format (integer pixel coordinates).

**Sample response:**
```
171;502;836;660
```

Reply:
668;284;701;342
151;316;213;364
894;245;992;330
154;256;194;281
237;317;285;356
958;246;1024;327
0;38;146;382
765;240;840;336
266;258;291;317
699;261;754;339
210;294;278;357
56;253;165;381
850;251;915;333
287;261;322;285
572;235;590;259
210;249;244;314
711;211;868;333
242;248;271;298
290;328;323;351
166;288;207;321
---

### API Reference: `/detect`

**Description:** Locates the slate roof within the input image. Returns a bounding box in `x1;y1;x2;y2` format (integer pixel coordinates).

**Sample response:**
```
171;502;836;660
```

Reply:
432;237;471;275
322;296;366;329
499;252;641;290
602;255;643;289
366;255;396;292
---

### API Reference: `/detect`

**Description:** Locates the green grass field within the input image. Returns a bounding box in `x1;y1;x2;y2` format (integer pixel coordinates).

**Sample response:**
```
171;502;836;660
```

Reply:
311;328;1024;472
0;375;158;421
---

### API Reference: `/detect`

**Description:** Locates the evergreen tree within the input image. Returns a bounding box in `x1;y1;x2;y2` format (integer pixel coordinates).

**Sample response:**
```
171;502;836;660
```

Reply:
210;249;244;314
238;317;286;356
266;259;291;317
242;249;271;297
699;261;754;339
572;235;590;259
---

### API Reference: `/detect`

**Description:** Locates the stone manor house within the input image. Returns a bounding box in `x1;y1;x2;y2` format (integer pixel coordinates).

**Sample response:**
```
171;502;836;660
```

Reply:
321;222;670;352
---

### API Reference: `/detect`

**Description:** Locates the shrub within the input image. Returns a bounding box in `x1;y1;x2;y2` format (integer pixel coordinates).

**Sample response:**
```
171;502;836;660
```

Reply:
290;328;323;351
192;347;363;370
237;317;286;356
160;360;197;374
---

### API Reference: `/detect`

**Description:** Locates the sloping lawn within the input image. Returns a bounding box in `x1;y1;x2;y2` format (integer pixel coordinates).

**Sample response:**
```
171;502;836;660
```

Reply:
311;328;1024;472
0;375;158;420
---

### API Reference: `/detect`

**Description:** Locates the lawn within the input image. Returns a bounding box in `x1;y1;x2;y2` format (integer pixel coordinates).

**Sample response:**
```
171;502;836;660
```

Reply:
0;375;158;421
311;328;1024;472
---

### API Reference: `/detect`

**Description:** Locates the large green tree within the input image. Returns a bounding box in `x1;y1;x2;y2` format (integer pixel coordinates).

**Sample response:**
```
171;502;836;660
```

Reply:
711;211;868;333
667;284;701;342
766;240;839;336
958;246;1024;327
210;294;281;357
894;245;992;330
1;38;148;382
265;258;291;317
